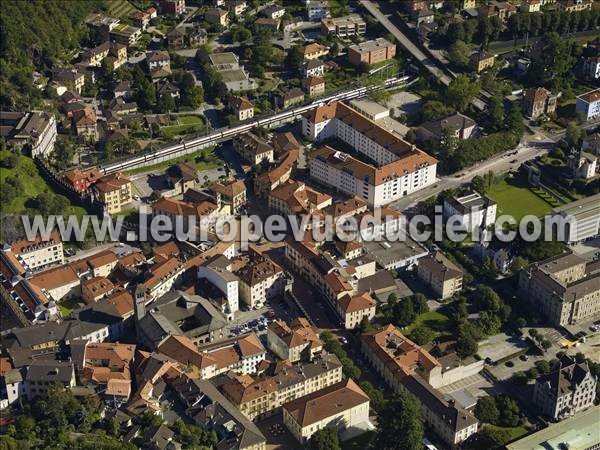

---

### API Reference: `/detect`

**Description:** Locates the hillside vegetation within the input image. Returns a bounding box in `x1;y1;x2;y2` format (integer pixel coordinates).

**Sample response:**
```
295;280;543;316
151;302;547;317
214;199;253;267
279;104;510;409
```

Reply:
0;0;104;110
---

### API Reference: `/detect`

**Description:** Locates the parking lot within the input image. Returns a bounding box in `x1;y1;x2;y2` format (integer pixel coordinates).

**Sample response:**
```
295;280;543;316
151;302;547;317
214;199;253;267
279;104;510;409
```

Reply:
477;332;529;364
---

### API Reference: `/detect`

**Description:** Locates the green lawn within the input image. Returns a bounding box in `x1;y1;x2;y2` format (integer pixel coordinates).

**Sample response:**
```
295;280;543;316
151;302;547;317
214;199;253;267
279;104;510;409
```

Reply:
161;115;207;140
404;310;451;335
341;431;375;450
59;297;83;318
482;425;529;444
0;151;86;220
486;177;555;222
125;146;220;176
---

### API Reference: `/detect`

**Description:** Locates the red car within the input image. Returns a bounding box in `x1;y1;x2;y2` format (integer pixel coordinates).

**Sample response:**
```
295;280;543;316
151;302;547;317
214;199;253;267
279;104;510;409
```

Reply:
510;159;518;163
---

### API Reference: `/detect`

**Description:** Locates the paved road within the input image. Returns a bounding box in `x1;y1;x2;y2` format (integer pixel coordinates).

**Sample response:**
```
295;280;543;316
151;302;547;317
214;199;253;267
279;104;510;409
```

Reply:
359;0;487;111
389;133;554;211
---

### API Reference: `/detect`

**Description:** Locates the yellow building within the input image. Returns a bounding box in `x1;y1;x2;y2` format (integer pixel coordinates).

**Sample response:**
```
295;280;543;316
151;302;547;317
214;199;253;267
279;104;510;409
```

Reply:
93;172;132;214
470;51;496;73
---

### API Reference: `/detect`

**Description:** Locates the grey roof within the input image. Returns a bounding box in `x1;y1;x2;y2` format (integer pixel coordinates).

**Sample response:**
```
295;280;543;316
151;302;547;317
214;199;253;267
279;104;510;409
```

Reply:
401;374;478;433
445;191;495;215
171;375;267;450
138;291;227;349
26;361;74;384
536;355;594;397
420;112;476;138
142;424;179;450
304;59;324;70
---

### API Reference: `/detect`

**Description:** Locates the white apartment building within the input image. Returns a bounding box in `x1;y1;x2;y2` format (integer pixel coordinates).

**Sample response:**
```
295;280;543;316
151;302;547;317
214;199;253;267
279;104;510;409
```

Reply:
197;258;240;315
305;102;437;207
306;0;330;20
576;89;600;121
549;193;600;243
443;191;497;232
7;231;64;272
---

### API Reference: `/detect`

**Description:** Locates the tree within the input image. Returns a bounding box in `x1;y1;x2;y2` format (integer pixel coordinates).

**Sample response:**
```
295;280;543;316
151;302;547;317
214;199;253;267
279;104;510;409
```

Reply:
496;395;522;427
374;391;424;450
565;121;583;148
488;94;505;132
410;326;434;345
471;175;486;193
1;152;19;169
421;100;454;122
411;294;429;315
474;396;500;424
393;299;416;327
359;381;386;411
507;101;524;136
157;93;175;114
456;322;479;358
310;427;340;450
53;138;76;169
357;316;372;334
446;75;480;112
447;40;470;68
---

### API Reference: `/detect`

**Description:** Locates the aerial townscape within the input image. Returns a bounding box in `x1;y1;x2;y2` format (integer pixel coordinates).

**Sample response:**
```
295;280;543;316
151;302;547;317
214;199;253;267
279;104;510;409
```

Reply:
1;0;600;449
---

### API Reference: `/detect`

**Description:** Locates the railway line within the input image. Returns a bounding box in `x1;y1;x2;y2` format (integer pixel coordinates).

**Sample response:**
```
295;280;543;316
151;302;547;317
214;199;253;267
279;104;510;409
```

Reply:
98;76;409;175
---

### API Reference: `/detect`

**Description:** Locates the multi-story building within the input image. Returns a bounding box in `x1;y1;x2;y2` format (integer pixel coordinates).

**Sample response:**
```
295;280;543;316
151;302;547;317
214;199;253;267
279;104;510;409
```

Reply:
282;379;370;443
6;230;64;272
470;50;495;73
109;24;142;47
161;0;186;16
337;292;376;329
72;106;98;142
267;317;323;363
533;355;597;419
226;0;247;16
582;55;600;80
518;252;600;326
221;352;343;420
302;59;325;77
141;257;186;301
361;325;479;446
521;0;542;12
234;132;274;166
254;149;299;198
557;0;593;12
302;75;325;98
443;191;497;232
25;361;76;400
229;96;254;121
209;178;247;214
205;7;230;26
416;112;477;142
522;87;559;120
549;193;600;243
320;14;366;37
0;111;57;158
299;43;329;61
306;0;330;20
92;172;132;214
268;179;332;218
304;102;437;207
197;255;240;316
576;89;600;121
417;251;463;299
568;148;597;180
233;247;287;309
81;41;127;69
348;38;396;66
54;69;86;94
62;167;102;193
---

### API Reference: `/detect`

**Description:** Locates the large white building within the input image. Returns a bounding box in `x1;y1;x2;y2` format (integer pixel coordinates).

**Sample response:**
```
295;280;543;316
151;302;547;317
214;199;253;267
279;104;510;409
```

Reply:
576;89;600;121
197;256;240;317
549;193;600;243
304;102;437;207
443;191;497;232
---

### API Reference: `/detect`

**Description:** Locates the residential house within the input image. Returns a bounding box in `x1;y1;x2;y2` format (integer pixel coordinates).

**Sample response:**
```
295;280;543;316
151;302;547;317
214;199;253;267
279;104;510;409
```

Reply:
226;0;247;16
229;96;254;121
81;276;115;303
267;317;323;363
278;88;305;109
6;230;64;272
348;38;396;66
568;148;597;179
521;0;542;12
205;8;230;27
470;50;495;73
0;111;57;158
582;55;600;79
234;132;274;165
25;361;76;400
302;59;325;77
300;43;329;61
129;7;157;31
306;0;330;21
166;27;187;48
320;14;366;37
109;24;142;47
254;147;299;198
92;172;132;214
303;76;325;98
209;178;247;214
282;379;370;443
533;355;597;419
54;69;86;94
268;179;332;217
146;51;171;80
337;292;376;330
221;353;343;420
522;87;559;120
417;251;463;299
557;0;593;11
416;112;477;142
262;5;286;19
161;0;186;16
167;162;197;194
576;89;600;121
255;17;281;33
72;106;98;142
151;195;220;235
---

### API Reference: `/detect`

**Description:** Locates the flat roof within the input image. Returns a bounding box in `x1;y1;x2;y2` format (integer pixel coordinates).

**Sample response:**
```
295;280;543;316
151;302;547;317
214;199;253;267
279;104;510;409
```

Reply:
350;98;389;117
220;69;249;83
209;52;239;66
363;236;428;268
506;405;600;450
348;38;394;54
552;193;600;220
